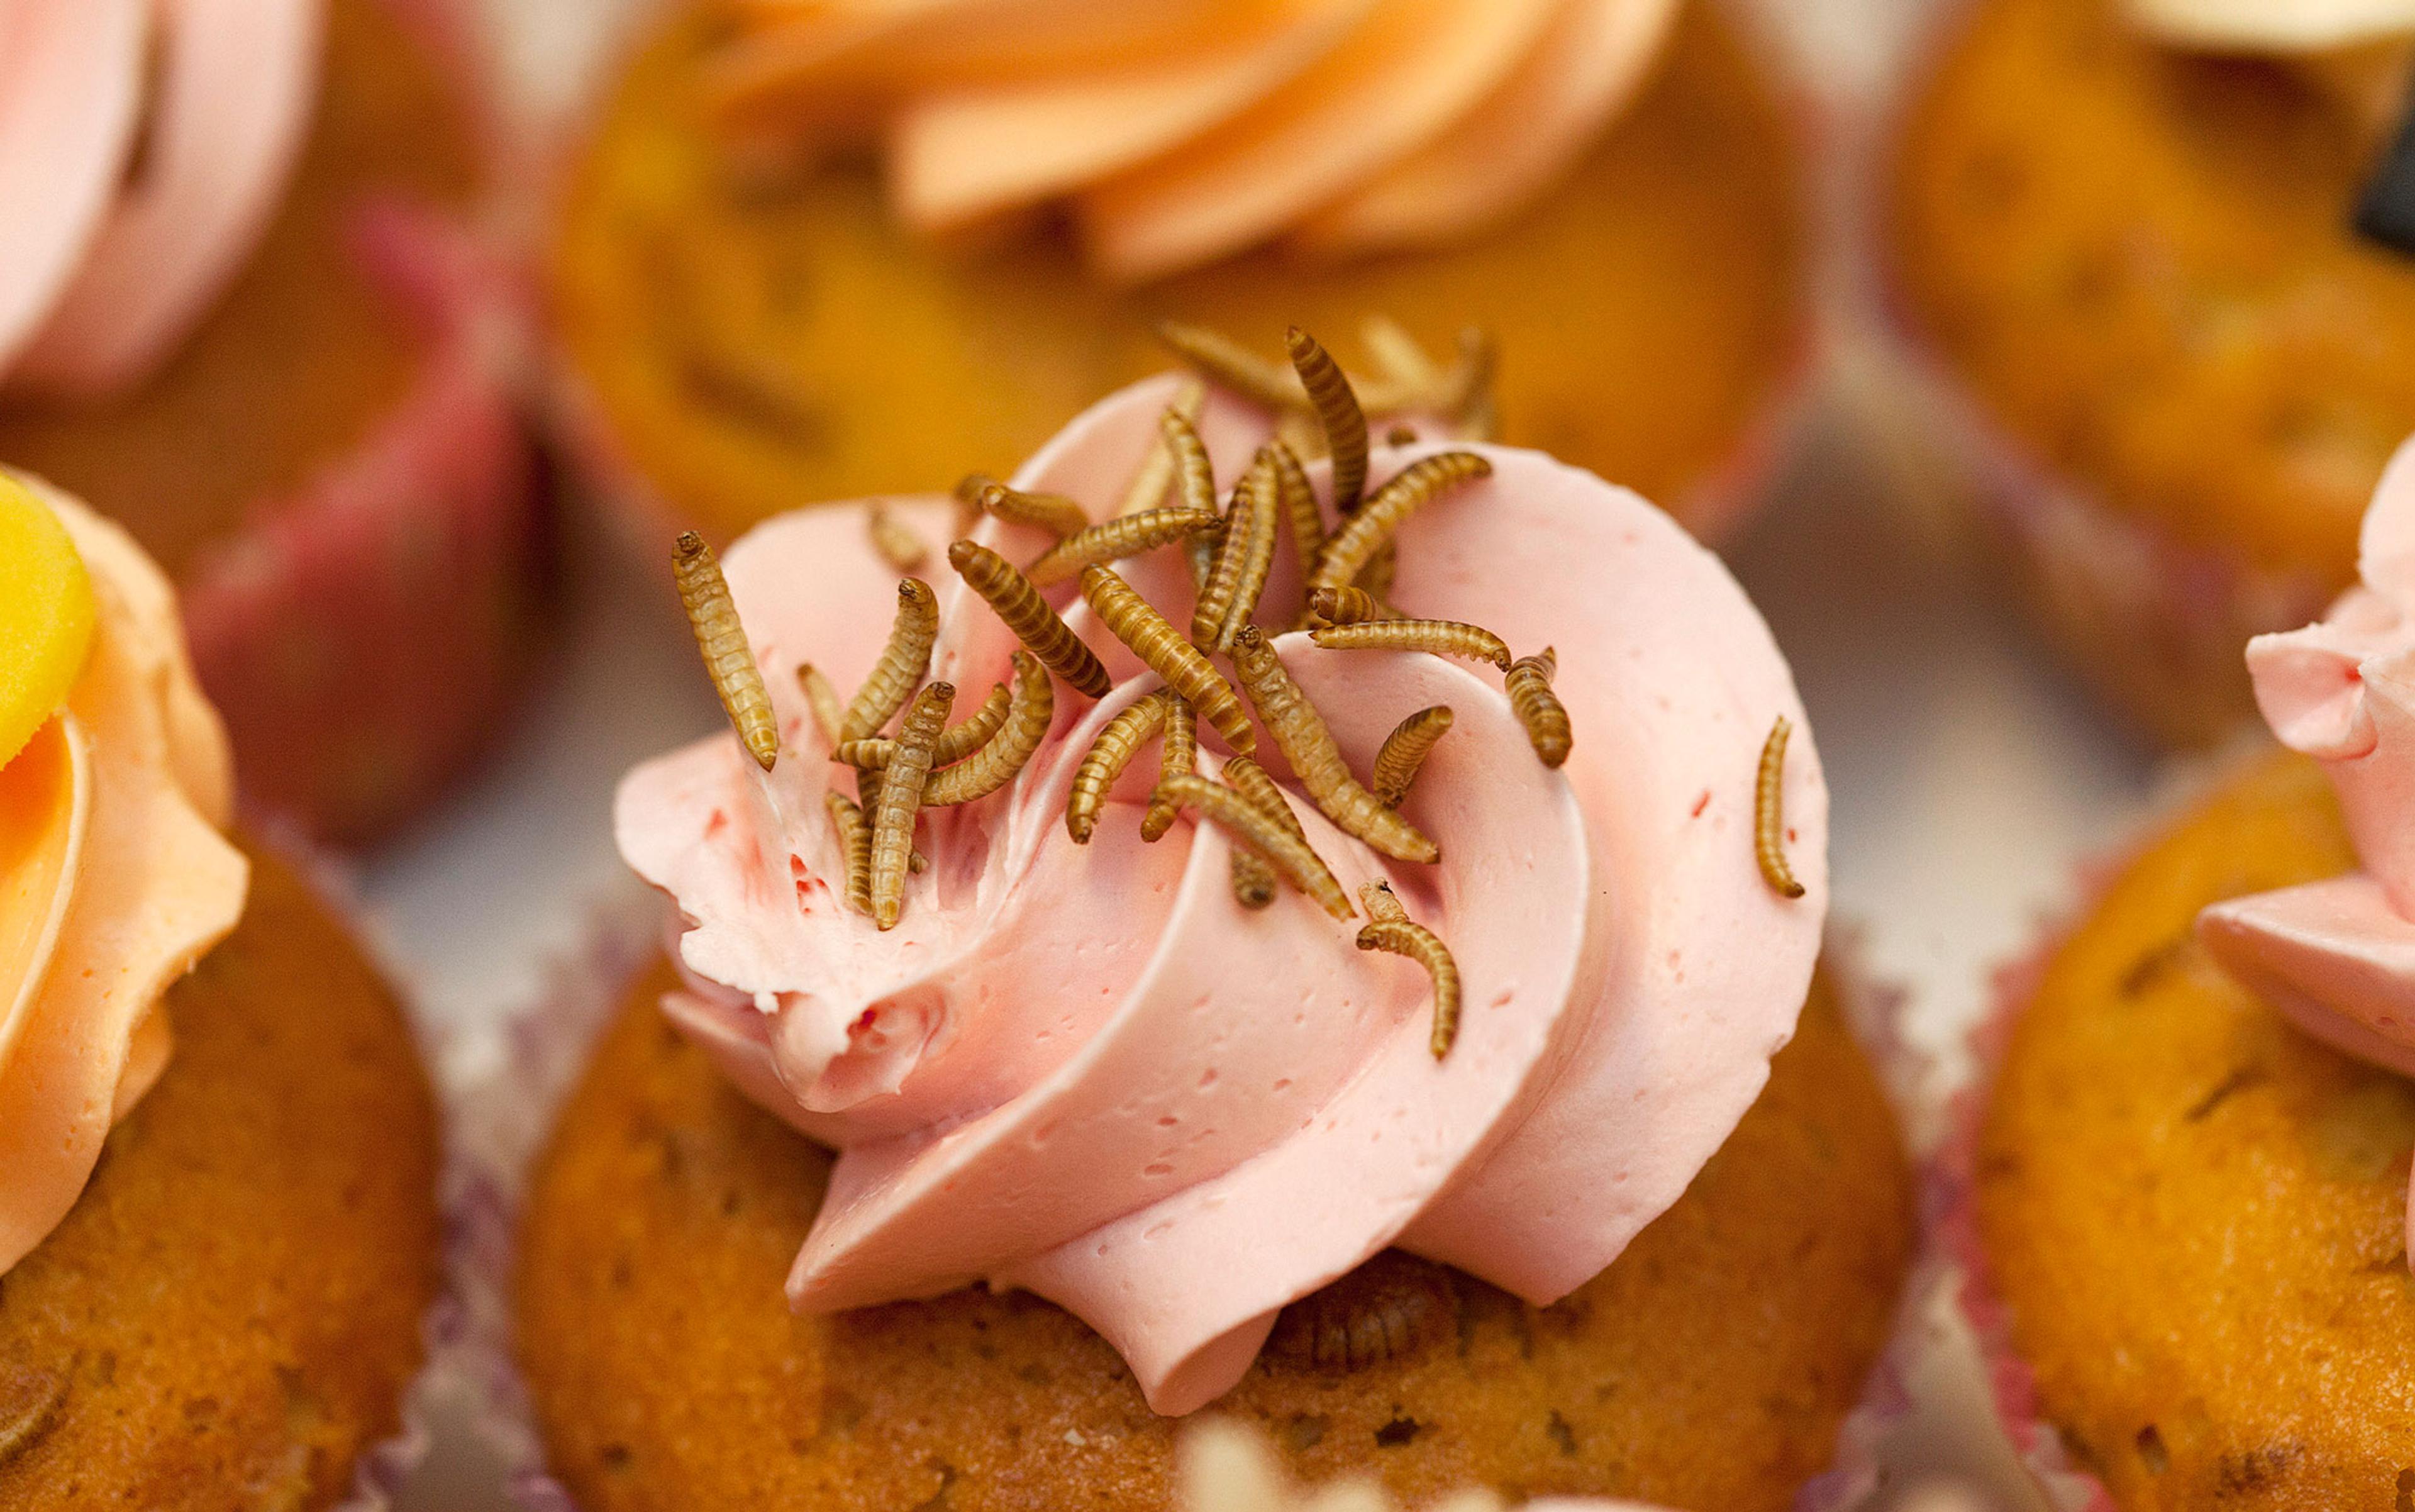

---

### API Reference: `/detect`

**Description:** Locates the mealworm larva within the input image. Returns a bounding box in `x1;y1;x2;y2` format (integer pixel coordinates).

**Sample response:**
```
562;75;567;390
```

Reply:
838;579;940;740
797;662;845;745
825;789;872;915
1385;424;1418;447
1023;506;1219;588
1306;586;1389;627
869;682;953;930
1442;327;1499;436
1757;714;1807;901
830;679;1011;770
1355;908;1462;1059
1361;879;1408;923
953;473;997;508
1267;439;1323;591
1067;692;1169;843
866;503;928;570
1229;626;1436;864
1221;755;1307;842
1162;409;1217;519
1155;772;1353;920
1357;541;1398;604
1370;706;1454;809
1079;566;1256;754
674;531;778;770
1140;694;1196;842
1360;313;1445;394
979;481;1091;540
1287;328;1368;515
1116;382;1207;518
926;653;1054;805
1229;846;1279;909
1192;448;1277;652
1310;618;1511;670
1157;321;1302;409
949;540;1113;698
1506;647;1572;769
1311;452;1491;593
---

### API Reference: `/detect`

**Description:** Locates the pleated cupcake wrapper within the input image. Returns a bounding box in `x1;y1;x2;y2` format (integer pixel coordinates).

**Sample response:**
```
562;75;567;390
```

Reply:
178;0;551;848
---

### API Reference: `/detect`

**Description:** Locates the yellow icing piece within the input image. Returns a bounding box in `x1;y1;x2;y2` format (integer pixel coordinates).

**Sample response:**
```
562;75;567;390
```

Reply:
0;475;97;770
0;715;91;1070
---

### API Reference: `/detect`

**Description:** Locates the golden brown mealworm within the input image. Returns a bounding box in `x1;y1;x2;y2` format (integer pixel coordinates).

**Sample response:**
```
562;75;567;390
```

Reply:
1355;902;1462;1059
1506;647;1572;769
1116;381;1207;518
1357;541;1398;604
1078;566;1256;753
1757;715;1807;900
838;579;940;740
1157;321;1302;409
1311;452;1491;593
1221;755;1307;843
1155;772;1352;920
1309;618;1511;670
1140;694;1196;842
1441;326;1499;437
953;473;997;508
1023;506;1219;588
1360;313;1445;395
926;653;1053;805
830;679;1010;770
869;682;953;929
674;531;778;770
826;789;872;915
1267;439;1323;593
1067;692;1169;843
1370;706;1453;809
1193;448;1277;653
948;540;1113;699
1228;626;1437;864
979;481;1091;540
1229;846;1278;909
1306;586;1389;627
1287;327;1368;514
797;663;845;746
1159;408;1223;589
866;503;928;570
1362;879;1408;924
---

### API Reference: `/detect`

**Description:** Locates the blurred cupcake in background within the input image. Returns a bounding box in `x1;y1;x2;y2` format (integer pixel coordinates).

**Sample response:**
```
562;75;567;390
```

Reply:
1883;0;2415;748
0;0;547;844
550;0;1813;547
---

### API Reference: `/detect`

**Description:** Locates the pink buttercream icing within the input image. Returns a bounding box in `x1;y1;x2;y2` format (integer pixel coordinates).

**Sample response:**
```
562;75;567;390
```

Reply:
614;375;1826;1413
0;0;321;397
2198;433;2415;1274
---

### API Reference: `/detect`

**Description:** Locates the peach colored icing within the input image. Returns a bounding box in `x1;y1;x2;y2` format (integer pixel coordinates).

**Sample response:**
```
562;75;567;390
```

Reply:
708;0;1681;281
2199;434;2415;1275
616;376;1825;1413
0;475;248;1275
0;0;321;397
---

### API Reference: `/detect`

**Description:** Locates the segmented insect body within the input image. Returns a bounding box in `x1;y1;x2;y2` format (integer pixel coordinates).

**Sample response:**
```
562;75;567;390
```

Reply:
1443;327;1500;437
1355;904;1463;1059
1067;692;1169;843
1362;879;1408;924
1229;627;1437;864
833;677;1009;771
1157;321;1302;409
866;503;928;570
1310;452;1492;593
1192;448;1276;652
926;653;1054;805
674;531;779;770
1309;618;1511;670
1024;506;1219;588
1078;567;1257;754
1155;773;1352;920
1506;648;1572;768
869;682;953;929
1359;313;1445;397
1757;714;1807;901
826;789;872;915
1370;706;1454;809
1162;409;1218;519
1268;440;1323;596
1306;585;1388;628
1229;846;1279;908
1141;694;1196;842
1287;328;1368;514
838;579;940;740
979;482;1091;539
797;663;845;745
948;540;1113;698
1117;382;1207;518
1219;755;1299;911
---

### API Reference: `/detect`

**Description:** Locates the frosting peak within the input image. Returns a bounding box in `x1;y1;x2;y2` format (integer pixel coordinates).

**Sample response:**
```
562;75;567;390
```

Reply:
616;375;1823;1412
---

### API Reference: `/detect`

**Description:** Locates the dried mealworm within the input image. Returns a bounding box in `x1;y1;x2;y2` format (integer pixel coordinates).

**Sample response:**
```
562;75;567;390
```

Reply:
1355;903;1462;1059
869;682;953;929
1229;626;1436;864
1067;692;1169;843
1370;706;1453;809
1140;694;1196;842
866;503;927;570
1757;714;1807;901
1155;772;1352;920
1362;879;1409;924
826;789;872;915
1506;647;1572;769
980;481;1091;540
1357;540;1398;603
951;472;994;530
1192;448;1277;652
1079;566;1256;754
797;662;845;745
1287;327;1368;514
1160;408;1224;588
949;540;1113;698
1311;452;1491;594
1360;313;1445;394
1222;755;1307;843
674;531;778;770
1310;618;1511;670
1306;586;1389;627
926;653;1054;805
1156;321;1301;409
838;579;941;740
1268;438;1323;589
831;679;1011;770
1024;506;1220;588
1117;381;1206;518
1228;846;1278;909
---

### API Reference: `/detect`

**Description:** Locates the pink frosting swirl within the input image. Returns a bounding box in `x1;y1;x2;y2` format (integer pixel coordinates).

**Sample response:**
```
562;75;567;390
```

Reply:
2198;434;2415;1274
0;0;321;396
615;377;1825;1413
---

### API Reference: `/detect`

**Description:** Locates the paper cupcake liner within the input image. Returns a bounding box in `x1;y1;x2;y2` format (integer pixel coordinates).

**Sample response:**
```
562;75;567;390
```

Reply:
179;0;550;848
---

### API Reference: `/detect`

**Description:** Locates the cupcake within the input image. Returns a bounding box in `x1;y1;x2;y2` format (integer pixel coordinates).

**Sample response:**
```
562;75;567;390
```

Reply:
0;471;440;1504
1884;0;2415;748
511;372;1913;1510
550;0;1810;548
0;0;546;843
